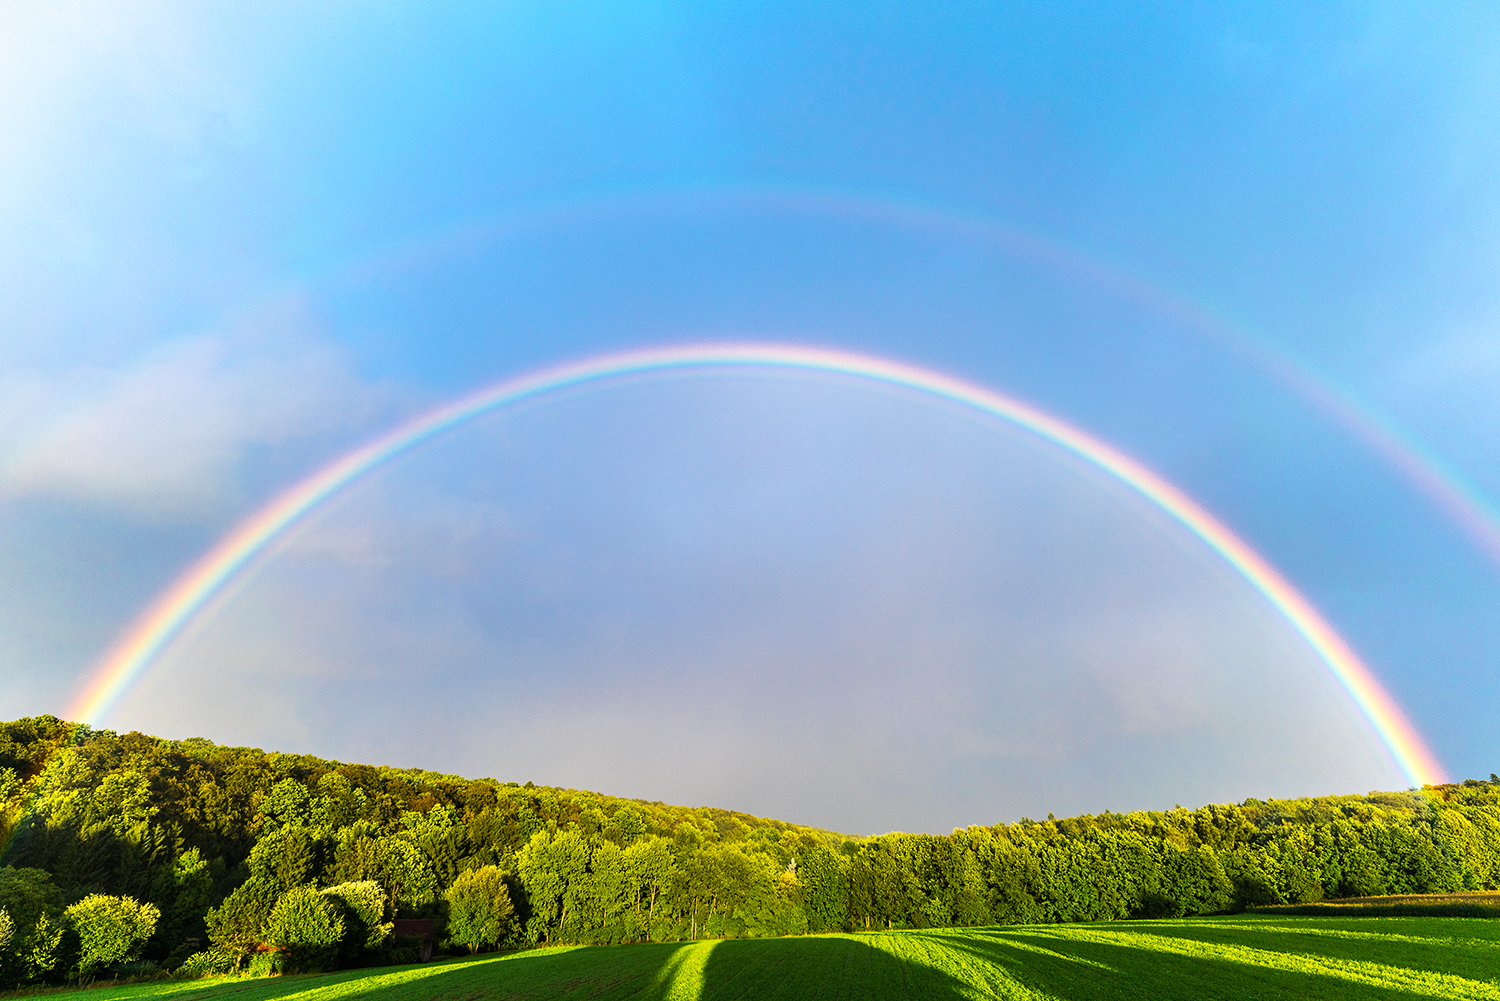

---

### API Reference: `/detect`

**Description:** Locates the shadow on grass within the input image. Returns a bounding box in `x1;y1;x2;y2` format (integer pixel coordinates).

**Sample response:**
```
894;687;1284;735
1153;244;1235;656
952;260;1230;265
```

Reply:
92;938;981;1001
60;922;1496;1001
697;934;975;1001
1067;917;1500;982
150;943;693;1001
925;925;1471;1001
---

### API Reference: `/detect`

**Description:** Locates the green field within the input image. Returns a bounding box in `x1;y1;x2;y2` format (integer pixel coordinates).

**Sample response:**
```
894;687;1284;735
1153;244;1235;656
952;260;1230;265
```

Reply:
1250;891;1500;919
27;917;1500;1001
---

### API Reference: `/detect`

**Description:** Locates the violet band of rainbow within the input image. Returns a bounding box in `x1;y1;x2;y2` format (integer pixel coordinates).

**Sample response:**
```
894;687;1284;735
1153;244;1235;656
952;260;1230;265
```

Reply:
66;342;1446;787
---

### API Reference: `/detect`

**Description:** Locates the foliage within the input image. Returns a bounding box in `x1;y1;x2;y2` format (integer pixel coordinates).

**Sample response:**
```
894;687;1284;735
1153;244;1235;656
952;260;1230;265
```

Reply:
262;885;345;973
321;880;392;965
444;865;514;953
205;876;277;966
22;912;66;983
148;846;216;960
246;949;280;977
5;716;1500;979
0;865;66;983
174;945;236;976
64;893;159;978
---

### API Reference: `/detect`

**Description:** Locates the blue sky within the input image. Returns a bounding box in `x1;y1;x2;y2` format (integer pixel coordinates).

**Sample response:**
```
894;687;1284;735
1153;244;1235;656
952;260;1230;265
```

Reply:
2;2;1498;834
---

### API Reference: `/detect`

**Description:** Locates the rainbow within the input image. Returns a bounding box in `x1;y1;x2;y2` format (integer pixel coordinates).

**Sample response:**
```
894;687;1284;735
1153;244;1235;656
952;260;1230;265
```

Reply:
66;343;1447;787
353;184;1500;571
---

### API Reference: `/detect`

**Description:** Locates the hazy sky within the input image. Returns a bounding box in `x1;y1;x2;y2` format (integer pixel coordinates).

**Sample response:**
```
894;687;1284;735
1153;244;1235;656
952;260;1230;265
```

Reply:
3;2;1499;834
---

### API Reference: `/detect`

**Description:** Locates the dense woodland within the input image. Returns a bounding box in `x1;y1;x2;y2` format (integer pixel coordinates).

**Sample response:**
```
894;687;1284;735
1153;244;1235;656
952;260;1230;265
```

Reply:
1;716;1497;983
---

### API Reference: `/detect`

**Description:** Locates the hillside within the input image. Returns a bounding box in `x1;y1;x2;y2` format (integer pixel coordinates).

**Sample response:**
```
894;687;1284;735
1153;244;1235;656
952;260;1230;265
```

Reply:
0;716;1497;984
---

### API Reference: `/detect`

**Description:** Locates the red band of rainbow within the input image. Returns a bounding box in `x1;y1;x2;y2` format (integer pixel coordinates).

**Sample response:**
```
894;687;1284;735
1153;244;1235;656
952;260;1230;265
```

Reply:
66;343;1446;787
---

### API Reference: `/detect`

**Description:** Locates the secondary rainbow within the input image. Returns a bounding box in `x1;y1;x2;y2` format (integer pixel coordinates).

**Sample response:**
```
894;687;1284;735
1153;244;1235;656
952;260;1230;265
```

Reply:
67;343;1447;787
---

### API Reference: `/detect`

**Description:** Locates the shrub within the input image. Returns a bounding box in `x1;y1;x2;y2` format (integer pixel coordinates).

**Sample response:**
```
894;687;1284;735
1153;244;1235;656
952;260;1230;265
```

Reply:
247;949;281;977
175;946;237;977
263;885;344;973
64;894;159;979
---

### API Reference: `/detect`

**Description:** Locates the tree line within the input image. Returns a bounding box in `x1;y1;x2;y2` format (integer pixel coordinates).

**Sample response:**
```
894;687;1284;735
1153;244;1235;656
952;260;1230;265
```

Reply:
1;716;1497;982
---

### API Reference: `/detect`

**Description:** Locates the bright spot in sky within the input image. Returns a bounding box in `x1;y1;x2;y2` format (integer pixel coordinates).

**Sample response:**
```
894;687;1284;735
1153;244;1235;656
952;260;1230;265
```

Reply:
115;370;1398;834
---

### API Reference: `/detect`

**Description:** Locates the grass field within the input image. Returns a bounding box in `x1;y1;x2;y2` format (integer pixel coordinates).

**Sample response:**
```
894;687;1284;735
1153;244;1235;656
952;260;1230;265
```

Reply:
23;916;1500;1001
1250;891;1500;918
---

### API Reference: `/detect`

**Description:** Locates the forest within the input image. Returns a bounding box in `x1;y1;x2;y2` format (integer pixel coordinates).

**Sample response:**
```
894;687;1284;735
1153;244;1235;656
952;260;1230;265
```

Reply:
1;716;1497;984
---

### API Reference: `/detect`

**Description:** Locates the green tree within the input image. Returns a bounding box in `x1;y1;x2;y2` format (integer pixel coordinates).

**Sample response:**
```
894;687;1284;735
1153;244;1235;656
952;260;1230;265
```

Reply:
605;806;647;846
149;847;216;958
516;829;590;944
0;866;65;982
444;866;514;953
322;880;391;965
248;825;325;892
312;774;366;830
263;885;344;973
330;825;438;915
260;778;312;831
620;836;673;942
64;894;159;979
399;806;467;889
205;876;278;968
1150;844;1233;917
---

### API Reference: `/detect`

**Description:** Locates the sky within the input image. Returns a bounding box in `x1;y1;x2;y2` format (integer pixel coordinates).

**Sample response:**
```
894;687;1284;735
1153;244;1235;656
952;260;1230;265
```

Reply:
3;1;1499;835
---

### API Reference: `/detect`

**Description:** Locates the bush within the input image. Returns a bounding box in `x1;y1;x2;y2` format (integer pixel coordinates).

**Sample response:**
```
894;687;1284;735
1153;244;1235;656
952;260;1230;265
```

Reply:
175;946;237;976
247;949;281;977
64;894;159;979
263;885;344;973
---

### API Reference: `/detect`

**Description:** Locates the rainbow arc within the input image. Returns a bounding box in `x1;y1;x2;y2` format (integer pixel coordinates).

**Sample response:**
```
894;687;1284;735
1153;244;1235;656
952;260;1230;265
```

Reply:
67;343;1446;787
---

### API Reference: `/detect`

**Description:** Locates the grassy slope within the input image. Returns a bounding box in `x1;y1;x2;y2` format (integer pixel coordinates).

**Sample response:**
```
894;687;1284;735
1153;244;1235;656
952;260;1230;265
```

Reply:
36;917;1500;1001
1251;891;1500;918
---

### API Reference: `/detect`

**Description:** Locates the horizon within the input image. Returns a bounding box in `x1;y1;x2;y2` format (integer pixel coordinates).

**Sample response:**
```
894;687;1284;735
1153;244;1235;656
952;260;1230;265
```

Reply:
11;712;1486;839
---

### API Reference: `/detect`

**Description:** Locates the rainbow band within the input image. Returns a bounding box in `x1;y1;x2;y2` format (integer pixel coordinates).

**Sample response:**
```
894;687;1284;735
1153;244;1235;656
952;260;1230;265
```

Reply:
66;343;1446;787
430;185;1500;572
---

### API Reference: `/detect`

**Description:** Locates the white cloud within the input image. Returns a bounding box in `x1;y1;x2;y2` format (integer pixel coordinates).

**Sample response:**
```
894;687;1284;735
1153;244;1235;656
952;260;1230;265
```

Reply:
0;296;397;519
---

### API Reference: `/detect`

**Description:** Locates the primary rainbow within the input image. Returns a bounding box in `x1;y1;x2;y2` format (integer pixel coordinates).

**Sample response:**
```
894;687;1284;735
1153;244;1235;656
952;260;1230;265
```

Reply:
67;343;1446;787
